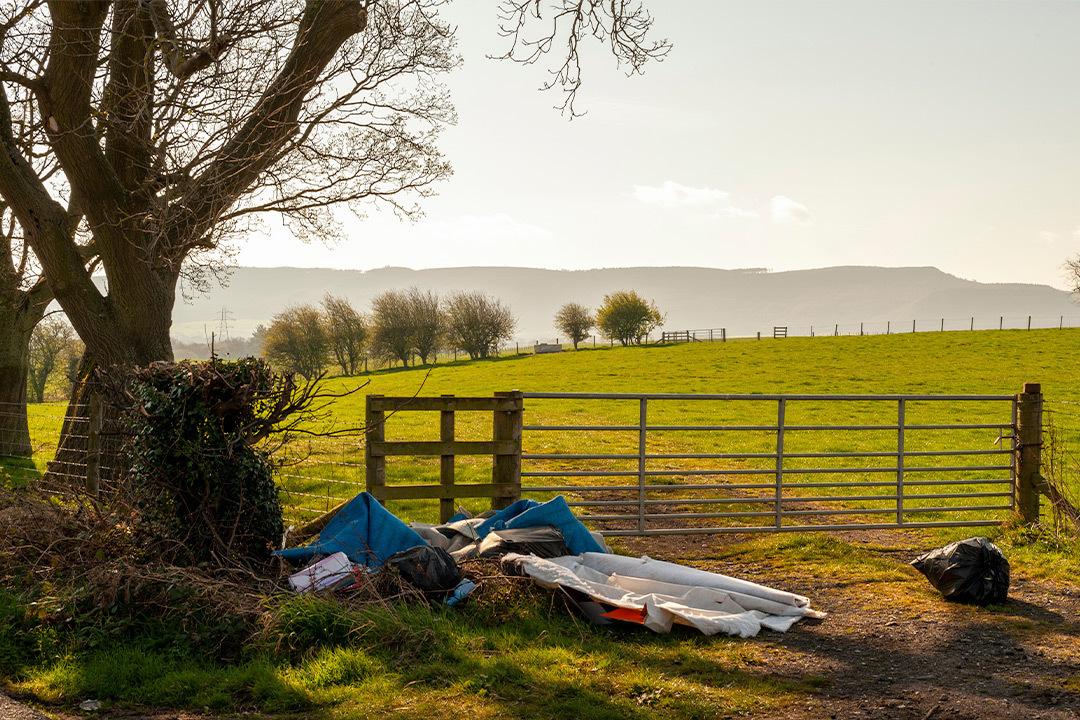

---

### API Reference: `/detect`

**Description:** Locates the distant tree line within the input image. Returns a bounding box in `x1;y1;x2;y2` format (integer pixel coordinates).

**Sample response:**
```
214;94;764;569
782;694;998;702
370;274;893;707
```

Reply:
261;289;518;378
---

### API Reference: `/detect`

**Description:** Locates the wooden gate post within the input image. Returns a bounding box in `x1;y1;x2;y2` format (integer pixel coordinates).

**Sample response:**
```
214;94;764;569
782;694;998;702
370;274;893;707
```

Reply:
439;395;455;523
1016;382;1043;524
365;395;386;502
492;391;523;509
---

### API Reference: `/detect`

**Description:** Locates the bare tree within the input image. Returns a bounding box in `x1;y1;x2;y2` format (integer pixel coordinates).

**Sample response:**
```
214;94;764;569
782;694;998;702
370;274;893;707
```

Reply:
408;288;442;365
554;302;593;349
1066;256;1080;296
370;289;415;367
27;315;77;404
445;291;516;360
322;294;367;376
262;305;329;379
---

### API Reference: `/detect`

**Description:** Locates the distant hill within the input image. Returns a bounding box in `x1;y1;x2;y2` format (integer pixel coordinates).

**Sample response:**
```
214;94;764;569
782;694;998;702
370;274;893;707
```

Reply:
169;265;1079;344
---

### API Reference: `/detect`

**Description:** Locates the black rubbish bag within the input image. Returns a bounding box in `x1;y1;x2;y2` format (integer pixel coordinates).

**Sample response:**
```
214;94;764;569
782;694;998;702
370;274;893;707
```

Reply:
911;537;1010;605
477;526;571;559
386;545;462;597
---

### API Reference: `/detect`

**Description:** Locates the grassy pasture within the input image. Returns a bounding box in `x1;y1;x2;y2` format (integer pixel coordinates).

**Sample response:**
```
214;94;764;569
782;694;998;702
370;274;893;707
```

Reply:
270;328;1079;529
5;327;1079;528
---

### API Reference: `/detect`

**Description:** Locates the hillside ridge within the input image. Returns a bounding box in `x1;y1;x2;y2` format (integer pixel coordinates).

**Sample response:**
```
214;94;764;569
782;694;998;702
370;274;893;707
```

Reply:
170;265;1077;342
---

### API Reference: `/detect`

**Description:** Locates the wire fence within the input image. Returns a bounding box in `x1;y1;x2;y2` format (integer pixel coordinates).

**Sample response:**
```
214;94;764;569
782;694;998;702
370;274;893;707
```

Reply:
1039;401;1080;530
0;400;118;494
676;313;1080;342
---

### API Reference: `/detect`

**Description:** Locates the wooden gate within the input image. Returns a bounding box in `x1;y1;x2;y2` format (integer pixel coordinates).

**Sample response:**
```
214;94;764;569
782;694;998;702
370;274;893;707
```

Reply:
365;392;523;522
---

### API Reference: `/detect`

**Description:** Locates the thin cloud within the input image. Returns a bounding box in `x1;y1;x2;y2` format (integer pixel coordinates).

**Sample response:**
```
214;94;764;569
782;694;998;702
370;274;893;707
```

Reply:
1038;230;1060;245
713;206;760;220
770;195;813;226
633;181;730;208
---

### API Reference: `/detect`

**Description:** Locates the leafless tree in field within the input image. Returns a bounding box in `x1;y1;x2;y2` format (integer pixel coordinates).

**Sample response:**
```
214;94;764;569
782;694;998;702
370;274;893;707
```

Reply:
445;290;515;359
27;314;78;404
322;293;367;375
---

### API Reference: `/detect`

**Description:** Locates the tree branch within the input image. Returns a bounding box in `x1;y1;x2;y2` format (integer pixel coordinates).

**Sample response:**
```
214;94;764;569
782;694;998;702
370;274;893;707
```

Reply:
167;0;370;254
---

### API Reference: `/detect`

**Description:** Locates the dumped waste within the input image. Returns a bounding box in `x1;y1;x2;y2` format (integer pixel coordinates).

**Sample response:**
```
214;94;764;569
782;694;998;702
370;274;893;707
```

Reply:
277;492;825;636
911;536;1011;605
385;545;462;598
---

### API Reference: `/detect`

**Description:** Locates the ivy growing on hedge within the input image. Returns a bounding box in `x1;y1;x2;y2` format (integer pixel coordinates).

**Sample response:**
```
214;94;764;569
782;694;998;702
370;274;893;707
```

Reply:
122;358;287;565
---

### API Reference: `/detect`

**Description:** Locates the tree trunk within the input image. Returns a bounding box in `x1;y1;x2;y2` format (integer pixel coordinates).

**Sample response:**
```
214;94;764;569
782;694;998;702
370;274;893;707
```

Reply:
0;327;33;458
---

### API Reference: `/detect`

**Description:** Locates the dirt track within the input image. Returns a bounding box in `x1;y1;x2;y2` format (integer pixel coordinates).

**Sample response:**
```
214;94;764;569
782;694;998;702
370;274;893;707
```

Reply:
620;531;1080;720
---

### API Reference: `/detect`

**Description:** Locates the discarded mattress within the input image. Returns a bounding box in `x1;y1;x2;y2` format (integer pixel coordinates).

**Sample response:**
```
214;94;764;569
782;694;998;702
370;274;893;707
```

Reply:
276;492;426;567
505;552;826;637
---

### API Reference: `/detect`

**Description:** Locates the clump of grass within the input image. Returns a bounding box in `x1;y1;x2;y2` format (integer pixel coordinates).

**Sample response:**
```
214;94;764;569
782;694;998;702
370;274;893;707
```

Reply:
990;522;1080;584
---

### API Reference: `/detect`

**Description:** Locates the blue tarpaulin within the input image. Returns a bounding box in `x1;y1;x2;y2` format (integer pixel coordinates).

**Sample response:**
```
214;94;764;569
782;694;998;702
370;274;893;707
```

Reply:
276;492;426;567
278;493;605;567
476;496;606;555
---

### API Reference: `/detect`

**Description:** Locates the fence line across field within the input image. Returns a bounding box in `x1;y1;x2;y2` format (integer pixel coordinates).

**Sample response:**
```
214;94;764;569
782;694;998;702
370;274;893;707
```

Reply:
0;385;1052;537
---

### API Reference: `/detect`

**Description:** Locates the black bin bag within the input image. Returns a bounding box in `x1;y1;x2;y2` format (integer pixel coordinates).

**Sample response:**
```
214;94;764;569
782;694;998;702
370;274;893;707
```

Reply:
911;537;1010;605
386;545;462;598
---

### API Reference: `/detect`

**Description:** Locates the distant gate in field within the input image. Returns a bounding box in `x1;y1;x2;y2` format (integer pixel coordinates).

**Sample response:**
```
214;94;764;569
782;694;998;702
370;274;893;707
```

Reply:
660;331;698;343
516;386;1041;536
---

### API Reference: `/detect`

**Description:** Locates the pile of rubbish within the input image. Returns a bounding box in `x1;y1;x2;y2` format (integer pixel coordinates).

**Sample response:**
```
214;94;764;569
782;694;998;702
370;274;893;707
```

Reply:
277;493;825;636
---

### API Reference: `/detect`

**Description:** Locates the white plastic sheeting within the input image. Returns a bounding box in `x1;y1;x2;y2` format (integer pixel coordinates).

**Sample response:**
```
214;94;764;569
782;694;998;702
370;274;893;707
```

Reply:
507;552;826;637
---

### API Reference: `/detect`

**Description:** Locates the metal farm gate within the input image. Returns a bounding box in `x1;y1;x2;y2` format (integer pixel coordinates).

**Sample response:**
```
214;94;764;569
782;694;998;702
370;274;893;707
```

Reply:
516;389;1037;536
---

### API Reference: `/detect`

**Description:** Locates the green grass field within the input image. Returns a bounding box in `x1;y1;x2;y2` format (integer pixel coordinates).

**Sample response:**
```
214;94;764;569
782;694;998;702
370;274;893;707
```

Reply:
268;328;1080;530
6;328;1080;528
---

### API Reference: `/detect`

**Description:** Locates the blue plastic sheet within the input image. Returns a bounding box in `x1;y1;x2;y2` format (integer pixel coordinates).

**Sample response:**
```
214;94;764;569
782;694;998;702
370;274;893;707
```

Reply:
278;493;605;568
276;492;426;567
476;496;605;555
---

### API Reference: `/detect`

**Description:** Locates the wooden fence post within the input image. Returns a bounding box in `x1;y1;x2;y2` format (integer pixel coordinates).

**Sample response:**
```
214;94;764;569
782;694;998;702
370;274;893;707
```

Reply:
365;395;386;502
492;391;523;509
1016;382;1043;524
440;395;455;523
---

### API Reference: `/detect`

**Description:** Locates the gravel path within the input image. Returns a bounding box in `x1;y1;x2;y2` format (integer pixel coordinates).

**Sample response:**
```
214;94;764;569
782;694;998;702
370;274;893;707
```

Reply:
0;692;48;720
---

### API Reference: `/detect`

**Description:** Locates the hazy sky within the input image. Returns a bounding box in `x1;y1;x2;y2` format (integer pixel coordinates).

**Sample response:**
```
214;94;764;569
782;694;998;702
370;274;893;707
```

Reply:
236;1;1080;289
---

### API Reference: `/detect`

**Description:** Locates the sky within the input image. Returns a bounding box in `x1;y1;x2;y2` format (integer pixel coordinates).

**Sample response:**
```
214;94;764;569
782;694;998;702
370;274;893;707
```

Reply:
235;0;1080;289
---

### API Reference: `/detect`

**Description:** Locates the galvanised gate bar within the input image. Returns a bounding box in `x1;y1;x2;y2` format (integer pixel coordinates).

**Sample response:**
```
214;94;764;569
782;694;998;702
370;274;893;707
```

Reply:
515;387;1039;536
